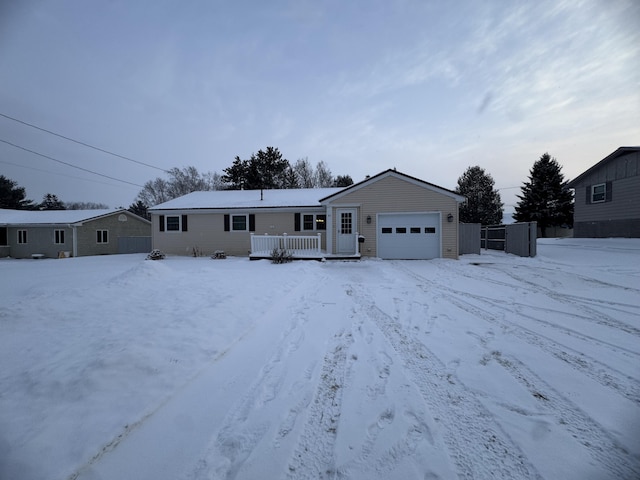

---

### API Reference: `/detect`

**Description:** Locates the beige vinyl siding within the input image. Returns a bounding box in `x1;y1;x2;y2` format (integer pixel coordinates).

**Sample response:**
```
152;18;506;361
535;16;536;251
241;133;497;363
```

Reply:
153;209;327;256
327;175;459;259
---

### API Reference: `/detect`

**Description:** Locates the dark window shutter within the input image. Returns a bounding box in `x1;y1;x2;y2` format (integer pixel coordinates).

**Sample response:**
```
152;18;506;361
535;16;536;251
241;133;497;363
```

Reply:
181;215;188;231
249;214;255;232
294;213;301;231
224;214;230;231
159;215;165;231
585;186;591;204
605;181;613;202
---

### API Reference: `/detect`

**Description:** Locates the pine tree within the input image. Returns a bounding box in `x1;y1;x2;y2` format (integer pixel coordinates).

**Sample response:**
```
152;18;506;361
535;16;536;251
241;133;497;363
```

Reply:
455;166;503;225
38;193;66;210
0;175;35;209
514;153;574;237
128;200;150;220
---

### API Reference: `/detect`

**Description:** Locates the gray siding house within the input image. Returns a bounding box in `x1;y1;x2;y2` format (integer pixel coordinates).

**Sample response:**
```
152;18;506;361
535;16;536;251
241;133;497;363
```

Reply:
150;170;465;260
0;209;151;258
567;146;640;238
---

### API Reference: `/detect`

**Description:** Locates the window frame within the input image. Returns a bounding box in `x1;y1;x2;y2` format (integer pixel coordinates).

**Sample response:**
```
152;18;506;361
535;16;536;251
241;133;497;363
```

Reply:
18;229;27;244
54;229;65;244
166;215;180;231
96;230;109;244
301;213;327;231
591;183;606;203
231;214;249;232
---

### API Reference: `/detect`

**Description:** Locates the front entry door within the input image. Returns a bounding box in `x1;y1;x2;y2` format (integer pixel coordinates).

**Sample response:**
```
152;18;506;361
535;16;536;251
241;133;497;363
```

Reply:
336;208;357;254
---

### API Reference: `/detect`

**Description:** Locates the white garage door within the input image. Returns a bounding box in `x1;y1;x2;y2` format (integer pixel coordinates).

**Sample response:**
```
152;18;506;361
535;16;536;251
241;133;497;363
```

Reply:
377;213;441;259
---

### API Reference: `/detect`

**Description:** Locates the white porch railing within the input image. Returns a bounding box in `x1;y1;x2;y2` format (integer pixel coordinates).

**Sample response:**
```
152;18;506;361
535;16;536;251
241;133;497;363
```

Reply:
250;233;322;256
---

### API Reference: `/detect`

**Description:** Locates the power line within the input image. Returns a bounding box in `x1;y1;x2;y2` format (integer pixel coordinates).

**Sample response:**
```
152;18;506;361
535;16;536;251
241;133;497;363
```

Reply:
0;138;144;188
0;112;168;173
0;159;133;189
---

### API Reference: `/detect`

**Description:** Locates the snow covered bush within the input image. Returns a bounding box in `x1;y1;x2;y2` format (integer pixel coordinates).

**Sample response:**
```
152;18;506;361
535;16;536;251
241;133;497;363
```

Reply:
146;249;166;260
270;247;292;264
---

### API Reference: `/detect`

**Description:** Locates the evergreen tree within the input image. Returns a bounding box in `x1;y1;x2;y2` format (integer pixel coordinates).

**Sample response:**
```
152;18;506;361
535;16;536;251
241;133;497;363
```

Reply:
0;175;35;209
39;193;66;210
65;201;109;210
514;153;574;237
333;175;354;188
455;166;503;225
222;147;291;190
128;200;150;220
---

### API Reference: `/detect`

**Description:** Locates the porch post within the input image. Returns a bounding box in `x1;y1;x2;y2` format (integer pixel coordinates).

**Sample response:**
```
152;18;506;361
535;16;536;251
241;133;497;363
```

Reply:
355;231;359;255
250;232;254;254
317;232;322;254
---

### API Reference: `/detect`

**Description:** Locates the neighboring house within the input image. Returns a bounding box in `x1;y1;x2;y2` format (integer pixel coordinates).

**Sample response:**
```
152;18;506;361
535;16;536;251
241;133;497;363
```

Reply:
0;209;152;259
150;169;465;260
567;146;640;238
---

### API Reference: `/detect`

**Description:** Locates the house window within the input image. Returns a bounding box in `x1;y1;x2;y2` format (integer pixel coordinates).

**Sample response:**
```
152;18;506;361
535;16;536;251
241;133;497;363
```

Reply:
301;214;327;231
232;214;248;231
0;227;7;246
591;183;606;203
166;216;180;231
303;214;314;230
18;229;27;244
54;229;65;244
97;230;108;244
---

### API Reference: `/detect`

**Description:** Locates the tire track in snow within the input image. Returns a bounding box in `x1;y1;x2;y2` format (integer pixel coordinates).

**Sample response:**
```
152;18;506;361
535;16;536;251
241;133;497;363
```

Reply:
398;265;640;405
181;285;321;480
486;265;640;338
486;351;640;480
347;283;541;480
286;328;353;479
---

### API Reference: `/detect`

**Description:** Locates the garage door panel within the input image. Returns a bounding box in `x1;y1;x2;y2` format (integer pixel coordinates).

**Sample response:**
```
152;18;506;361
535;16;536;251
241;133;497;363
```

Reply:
378;213;440;259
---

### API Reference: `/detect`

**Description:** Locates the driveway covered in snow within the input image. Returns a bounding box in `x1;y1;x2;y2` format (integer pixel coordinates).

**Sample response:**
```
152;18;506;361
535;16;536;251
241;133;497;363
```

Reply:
1;239;639;480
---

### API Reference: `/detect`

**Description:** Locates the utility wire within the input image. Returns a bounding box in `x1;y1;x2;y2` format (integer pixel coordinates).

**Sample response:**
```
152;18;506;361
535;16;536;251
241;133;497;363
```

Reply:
0;112;168;172
0;138;144;188
0;159;133;189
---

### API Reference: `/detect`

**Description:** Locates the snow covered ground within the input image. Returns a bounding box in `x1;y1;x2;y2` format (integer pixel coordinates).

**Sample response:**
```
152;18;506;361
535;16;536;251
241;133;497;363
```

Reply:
1;238;639;480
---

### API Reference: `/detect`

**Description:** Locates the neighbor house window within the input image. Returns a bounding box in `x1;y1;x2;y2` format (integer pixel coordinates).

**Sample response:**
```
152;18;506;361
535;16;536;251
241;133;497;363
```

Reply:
18;230;27;244
232;214;248;231
591;183;606;203
0;227;7;246
166;216;180;231
96;230;108;244
315;214;326;230
54;229;65;244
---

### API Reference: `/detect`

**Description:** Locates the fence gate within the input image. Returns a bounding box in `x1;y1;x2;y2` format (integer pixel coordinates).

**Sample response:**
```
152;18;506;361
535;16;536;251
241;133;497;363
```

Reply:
459;223;481;255
118;236;152;254
480;222;537;257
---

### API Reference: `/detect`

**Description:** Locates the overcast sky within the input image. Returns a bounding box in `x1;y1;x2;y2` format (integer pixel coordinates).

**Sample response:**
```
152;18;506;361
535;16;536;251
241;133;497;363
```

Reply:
1;0;638;212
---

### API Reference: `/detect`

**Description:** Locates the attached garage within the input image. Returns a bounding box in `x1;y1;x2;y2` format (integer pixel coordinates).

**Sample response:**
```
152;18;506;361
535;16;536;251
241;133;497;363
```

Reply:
377;213;441;259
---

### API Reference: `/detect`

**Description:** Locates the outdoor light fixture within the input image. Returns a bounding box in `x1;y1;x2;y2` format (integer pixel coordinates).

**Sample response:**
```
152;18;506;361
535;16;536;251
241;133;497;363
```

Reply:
366;215;372;224
447;213;454;222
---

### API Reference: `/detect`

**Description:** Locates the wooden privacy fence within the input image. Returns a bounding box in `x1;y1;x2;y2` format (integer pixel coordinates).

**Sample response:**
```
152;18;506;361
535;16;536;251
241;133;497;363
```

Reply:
480;222;537;257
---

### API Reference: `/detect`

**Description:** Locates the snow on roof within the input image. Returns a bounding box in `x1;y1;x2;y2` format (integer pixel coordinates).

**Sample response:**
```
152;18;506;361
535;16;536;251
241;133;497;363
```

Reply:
0;209;123;225
149;188;344;210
